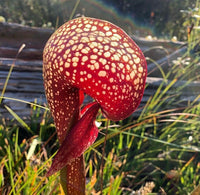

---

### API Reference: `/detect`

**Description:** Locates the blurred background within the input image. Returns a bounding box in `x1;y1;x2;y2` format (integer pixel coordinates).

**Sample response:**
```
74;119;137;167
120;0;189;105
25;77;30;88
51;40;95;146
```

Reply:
0;0;197;40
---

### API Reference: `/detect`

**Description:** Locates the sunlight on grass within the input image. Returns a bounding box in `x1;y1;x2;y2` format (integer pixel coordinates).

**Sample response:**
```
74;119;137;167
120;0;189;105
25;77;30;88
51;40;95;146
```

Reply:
1;51;199;193
0;1;200;194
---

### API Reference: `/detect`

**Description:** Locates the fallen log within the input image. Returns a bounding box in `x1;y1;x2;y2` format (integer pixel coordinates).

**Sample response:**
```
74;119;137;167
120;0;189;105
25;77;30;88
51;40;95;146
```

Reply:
0;22;184;60
0;22;53;49
0;22;199;122
1;57;199;121
0;47;43;60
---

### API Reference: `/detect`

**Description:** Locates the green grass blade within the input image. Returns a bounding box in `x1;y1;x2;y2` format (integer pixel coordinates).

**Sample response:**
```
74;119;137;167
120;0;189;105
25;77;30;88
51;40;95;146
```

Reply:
4;105;34;135
6;145;16;195
146;56;167;81
14;128;19;161
69;0;80;20
0;65;14;105
0;96;48;110
0;44;25;105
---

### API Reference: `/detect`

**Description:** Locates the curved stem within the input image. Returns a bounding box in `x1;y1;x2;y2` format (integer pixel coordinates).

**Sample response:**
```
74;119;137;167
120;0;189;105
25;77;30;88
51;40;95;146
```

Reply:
58;93;86;194
60;155;85;195
48;102;100;194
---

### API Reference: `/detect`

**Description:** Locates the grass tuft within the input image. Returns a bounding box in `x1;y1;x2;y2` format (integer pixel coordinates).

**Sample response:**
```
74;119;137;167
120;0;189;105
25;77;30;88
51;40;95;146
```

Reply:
0;2;200;194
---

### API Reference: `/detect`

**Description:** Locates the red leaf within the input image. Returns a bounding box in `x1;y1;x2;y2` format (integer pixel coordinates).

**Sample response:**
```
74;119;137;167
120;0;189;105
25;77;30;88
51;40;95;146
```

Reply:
46;102;100;176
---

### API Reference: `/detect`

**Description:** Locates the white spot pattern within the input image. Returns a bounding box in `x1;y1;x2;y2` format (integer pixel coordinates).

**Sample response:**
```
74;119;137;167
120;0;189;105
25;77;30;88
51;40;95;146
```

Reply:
43;17;147;143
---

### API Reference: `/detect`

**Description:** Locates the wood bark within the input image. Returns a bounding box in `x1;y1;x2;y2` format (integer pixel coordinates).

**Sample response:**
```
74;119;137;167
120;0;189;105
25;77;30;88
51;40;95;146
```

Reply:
0;22;199;121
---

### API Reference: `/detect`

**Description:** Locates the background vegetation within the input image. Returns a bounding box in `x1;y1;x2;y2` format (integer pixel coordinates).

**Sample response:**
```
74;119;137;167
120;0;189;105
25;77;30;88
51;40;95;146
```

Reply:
102;0;197;40
0;0;200;194
0;0;198;40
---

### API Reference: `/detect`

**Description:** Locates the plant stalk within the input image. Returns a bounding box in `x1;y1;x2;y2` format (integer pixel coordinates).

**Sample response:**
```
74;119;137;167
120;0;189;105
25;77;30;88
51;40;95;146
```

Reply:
60;155;85;195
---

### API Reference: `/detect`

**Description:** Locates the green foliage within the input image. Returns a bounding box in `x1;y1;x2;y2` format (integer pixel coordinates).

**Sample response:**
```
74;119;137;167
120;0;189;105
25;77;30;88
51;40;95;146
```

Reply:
102;0;197;40
0;0;81;28
0;1;200;194
0;0;198;40
0;107;60;194
0;40;200;195
0;0;60;27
